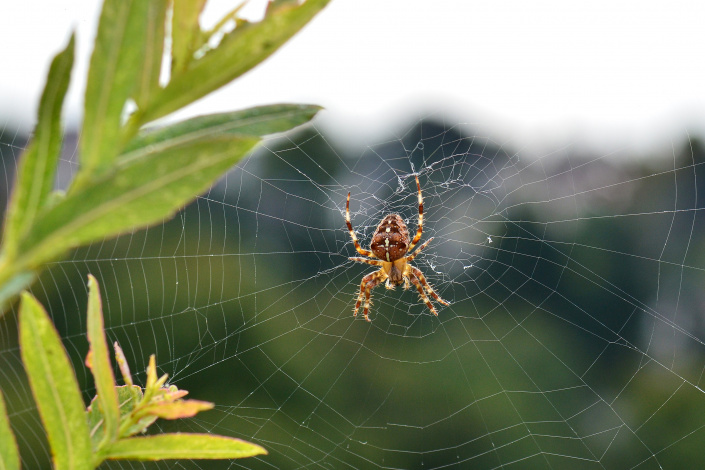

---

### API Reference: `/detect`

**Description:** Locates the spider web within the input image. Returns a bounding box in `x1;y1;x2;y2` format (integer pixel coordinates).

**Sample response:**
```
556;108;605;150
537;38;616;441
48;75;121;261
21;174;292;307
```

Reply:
1;110;705;470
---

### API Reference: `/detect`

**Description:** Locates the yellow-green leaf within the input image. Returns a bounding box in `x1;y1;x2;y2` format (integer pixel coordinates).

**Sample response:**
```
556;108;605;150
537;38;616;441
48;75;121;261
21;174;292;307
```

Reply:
19;292;92;470
143;399;214;420
2;34;74;259
142;0;331;122
125;104;321;155
114;385;157;438
113;343;133;386
133;0;168;109
171;0;208;73
76;0;155;189
85;274;119;444
0;389;20;470
88;385;155;442
102;433;267;460
18;135;259;269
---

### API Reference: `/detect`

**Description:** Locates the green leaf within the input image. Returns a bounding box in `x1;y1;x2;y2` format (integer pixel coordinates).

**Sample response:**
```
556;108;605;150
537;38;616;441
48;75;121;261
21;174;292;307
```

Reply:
86;395;103;448
19;292;92;470
171;0;208;74
0;271;36;315
125;104;322;154
19;136;259;269
87;385;154;443
0;390;20;470
101;433;267;460
133;0;168;109
2;34;74;259
85;274;119;445
88;385;144;441
114;386;157;438
141;0;331;122
143;399;214;420
113;342;133;386
75;0;155;189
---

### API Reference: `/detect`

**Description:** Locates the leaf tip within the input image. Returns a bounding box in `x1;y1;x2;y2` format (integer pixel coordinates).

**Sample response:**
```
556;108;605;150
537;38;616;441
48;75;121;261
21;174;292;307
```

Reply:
114;342;133;386
19;290;33;304
67;30;76;48
146;354;157;388
85;349;93;369
18;291;42;320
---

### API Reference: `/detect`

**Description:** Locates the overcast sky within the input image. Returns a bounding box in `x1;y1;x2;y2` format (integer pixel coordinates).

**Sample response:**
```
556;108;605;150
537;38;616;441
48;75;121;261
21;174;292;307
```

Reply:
2;0;704;152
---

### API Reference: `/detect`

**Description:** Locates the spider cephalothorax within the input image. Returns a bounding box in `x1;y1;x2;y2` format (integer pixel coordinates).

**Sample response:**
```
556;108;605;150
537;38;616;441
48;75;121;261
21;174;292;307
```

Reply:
346;176;449;321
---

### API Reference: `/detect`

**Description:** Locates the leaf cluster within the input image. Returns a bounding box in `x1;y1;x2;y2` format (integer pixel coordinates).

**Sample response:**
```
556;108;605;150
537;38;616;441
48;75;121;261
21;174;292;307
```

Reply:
0;0;328;314
0;0;331;467
0;276;266;469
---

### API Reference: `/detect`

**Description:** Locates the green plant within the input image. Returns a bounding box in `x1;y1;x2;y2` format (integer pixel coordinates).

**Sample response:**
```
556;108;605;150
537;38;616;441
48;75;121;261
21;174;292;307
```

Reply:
0;0;328;314
0;275;265;469
0;0;330;466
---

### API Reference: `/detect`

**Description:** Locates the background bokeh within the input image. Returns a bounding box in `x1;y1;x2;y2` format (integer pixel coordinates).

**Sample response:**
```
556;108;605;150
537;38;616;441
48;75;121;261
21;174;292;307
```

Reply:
2;118;705;468
3;0;705;148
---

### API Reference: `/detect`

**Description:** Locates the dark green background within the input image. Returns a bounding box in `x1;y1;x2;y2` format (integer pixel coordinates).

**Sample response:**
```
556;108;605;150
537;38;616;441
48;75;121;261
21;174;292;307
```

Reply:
1;117;705;469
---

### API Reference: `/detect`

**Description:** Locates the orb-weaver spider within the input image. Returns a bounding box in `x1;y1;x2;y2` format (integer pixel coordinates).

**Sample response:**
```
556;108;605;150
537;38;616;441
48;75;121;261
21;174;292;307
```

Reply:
346;175;449;321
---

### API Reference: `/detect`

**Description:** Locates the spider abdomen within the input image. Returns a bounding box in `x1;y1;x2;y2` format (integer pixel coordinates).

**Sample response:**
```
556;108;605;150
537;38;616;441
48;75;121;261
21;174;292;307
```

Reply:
370;214;409;262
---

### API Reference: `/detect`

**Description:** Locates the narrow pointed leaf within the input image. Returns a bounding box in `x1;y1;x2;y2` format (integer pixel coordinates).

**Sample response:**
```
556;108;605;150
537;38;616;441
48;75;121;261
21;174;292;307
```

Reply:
2;34;74;259
161;388;189;400
171;0;208;73
76;0;154;188
125;104;321;154
143;399;214;419
19;136;259;268
86;274;119;443
145;355;157;393
134;0;168;109
102;433;267;460
19;292;92;470
113;343;133;386
0;390;20;470
141;0;330;122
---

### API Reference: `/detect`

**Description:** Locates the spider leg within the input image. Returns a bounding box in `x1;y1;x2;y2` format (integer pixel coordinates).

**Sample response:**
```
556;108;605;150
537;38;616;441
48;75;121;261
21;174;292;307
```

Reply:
405;237;434;263
411;266;450;306
350;257;384;266
409;272;438;316
385;277;396;290
406;175;424;252
346;192;374;257
354;269;386;321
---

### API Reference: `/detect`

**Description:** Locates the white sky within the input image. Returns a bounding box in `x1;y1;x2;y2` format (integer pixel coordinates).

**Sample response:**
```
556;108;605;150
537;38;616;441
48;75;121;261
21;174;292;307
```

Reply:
2;0;704;152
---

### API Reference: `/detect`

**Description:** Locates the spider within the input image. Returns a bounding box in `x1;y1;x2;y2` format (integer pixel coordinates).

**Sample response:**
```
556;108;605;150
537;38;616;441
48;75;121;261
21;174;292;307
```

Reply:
346;175;449;321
